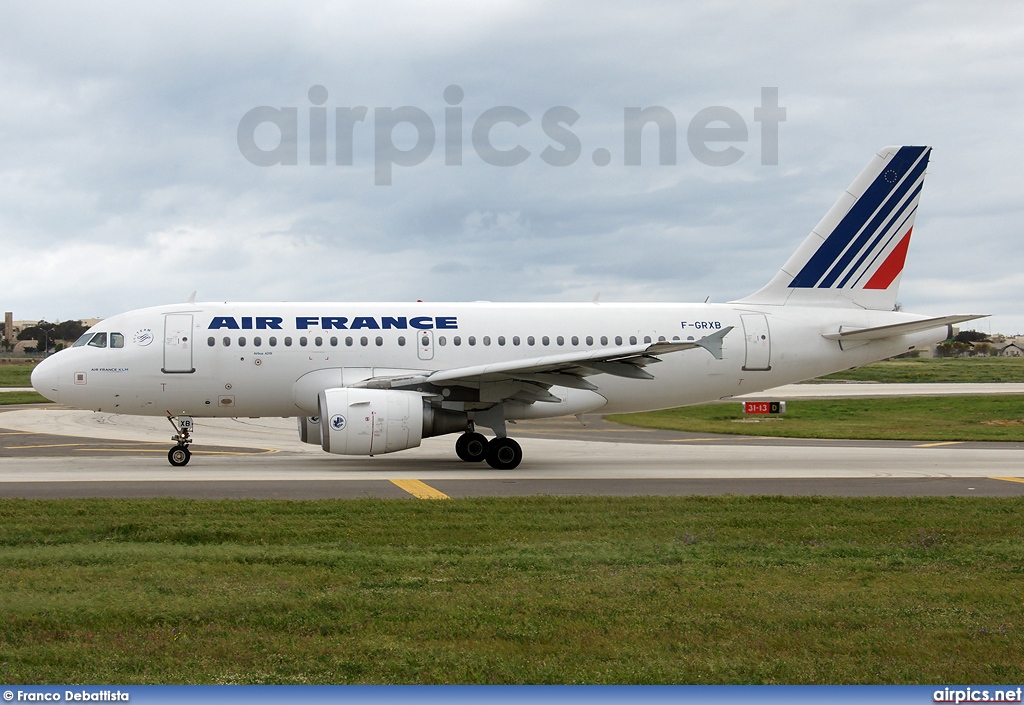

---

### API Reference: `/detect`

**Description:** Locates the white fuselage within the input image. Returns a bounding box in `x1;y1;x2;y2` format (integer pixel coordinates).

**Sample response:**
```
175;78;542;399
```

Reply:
32;301;943;419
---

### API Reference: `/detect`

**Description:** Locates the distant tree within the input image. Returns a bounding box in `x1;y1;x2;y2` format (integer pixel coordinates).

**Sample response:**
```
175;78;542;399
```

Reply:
954;330;991;344
973;342;994;357
18;320;88;352
936;341;972;358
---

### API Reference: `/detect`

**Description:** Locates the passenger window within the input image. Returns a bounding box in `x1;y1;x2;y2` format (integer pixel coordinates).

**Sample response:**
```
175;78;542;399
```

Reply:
360;337;368;346
299;337;307;347
498;336;506;346
420;335;430;347
556;336;564;346
629;336;637;345
644;336;652;344
468;336;476;346
269;337;277;347
454;336;462;346
541;336;549;346
330;336;338;347
513;336;520;346
110;333;124;348
483;336;490;346
439;336;447;346
254;337;262;347
223;337;231;347
375;336;383;346
658;336;666;342
571;336;579;346
314;336;323;347
615;336;623;345
672;336;680;341
346;337;353;346
238;337;246;347
284;337;293;346
527;336;535;346
208;337;216;347
586;336;594;346
398;336;406;346
600;336;608;346
88;332;107;348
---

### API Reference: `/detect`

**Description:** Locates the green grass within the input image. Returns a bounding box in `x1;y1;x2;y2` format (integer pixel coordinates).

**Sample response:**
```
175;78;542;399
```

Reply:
609;395;1024;442
821;356;1024;383
0;362;35;387
0;391;46;405
0;497;1022;684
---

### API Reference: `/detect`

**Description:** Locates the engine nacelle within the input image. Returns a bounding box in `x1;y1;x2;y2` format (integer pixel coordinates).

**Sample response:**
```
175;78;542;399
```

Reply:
297;415;322;445
317;388;429;455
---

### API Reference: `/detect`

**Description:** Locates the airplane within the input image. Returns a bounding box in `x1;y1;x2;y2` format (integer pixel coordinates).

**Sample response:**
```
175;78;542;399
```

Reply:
31;145;984;469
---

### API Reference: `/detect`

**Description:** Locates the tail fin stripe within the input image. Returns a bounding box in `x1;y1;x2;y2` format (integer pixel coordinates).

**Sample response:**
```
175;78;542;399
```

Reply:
788;146;928;288
838;184;921;288
863;229;913;289
848;201;918;289
814;150;929;288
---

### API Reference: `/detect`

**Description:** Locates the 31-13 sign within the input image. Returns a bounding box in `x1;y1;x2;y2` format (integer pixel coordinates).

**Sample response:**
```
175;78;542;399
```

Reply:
743;401;786;414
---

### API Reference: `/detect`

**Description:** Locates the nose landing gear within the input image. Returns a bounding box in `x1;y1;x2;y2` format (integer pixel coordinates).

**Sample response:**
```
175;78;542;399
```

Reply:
166;412;194;467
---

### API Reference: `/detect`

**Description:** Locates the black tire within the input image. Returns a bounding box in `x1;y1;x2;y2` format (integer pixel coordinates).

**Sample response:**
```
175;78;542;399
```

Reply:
168;446;191;467
485;437;522;470
455;432;488;462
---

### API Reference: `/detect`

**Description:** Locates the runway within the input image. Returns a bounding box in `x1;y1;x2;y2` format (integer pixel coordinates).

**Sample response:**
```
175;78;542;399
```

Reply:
2;403;1023;498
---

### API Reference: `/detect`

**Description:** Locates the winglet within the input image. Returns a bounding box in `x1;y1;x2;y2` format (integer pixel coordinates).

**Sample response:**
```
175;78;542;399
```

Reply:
646;326;734;360
694;325;733;360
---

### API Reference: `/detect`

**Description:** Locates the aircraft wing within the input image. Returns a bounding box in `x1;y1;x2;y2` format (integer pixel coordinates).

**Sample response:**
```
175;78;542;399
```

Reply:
352;326;733;400
822;315;988;342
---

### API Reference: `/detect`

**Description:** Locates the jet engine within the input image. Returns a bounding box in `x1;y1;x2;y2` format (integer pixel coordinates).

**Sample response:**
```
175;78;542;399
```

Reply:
316;388;466;455
297;415;321;445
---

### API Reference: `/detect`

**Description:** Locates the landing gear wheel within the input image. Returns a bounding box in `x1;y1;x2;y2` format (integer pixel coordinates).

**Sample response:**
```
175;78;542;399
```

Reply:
485;437;522;470
455;432;488;462
168;446;191;467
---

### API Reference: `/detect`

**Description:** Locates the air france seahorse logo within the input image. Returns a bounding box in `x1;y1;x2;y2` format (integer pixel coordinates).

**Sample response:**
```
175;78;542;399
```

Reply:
330;415;347;431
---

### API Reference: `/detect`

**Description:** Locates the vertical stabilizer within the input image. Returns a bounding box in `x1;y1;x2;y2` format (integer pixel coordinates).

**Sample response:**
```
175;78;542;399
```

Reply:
737;145;931;310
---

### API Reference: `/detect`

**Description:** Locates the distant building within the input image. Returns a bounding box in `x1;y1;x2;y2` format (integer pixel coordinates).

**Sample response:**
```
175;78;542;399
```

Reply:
997;342;1024;357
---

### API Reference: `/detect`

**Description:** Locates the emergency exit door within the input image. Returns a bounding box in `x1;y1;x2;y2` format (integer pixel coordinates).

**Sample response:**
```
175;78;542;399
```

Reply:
163;314;195;373
417;330;434;361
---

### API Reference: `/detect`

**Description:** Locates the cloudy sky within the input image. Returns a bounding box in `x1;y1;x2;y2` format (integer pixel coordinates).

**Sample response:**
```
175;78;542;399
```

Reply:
2;1;1023;333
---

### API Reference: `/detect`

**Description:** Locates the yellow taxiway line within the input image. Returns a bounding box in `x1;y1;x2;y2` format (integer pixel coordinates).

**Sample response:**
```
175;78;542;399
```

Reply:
390;478;450;500
990;477;1024;485
914;441;964;448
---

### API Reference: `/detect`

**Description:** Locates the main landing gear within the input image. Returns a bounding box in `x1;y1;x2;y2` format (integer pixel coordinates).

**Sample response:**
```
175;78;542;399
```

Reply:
166;413;193;467
455;430;523;470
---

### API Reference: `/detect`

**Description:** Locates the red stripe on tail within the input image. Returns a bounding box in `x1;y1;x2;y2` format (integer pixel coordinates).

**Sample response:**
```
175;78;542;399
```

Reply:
864;228;913;290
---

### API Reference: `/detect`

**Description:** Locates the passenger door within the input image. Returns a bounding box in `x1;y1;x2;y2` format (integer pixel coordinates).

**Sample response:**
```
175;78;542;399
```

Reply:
163;314;195;373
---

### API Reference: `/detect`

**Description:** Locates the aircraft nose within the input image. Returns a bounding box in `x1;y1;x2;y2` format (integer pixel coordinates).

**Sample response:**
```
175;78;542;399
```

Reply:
31;356;60;403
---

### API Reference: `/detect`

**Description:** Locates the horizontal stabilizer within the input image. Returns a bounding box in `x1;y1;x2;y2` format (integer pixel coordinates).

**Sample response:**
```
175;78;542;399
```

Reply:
822;315;988;342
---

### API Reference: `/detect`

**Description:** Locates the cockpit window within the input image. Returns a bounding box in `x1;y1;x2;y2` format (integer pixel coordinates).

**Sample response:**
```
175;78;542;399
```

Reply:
72;333;93;348
87;332;107;348
110;333;125;349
